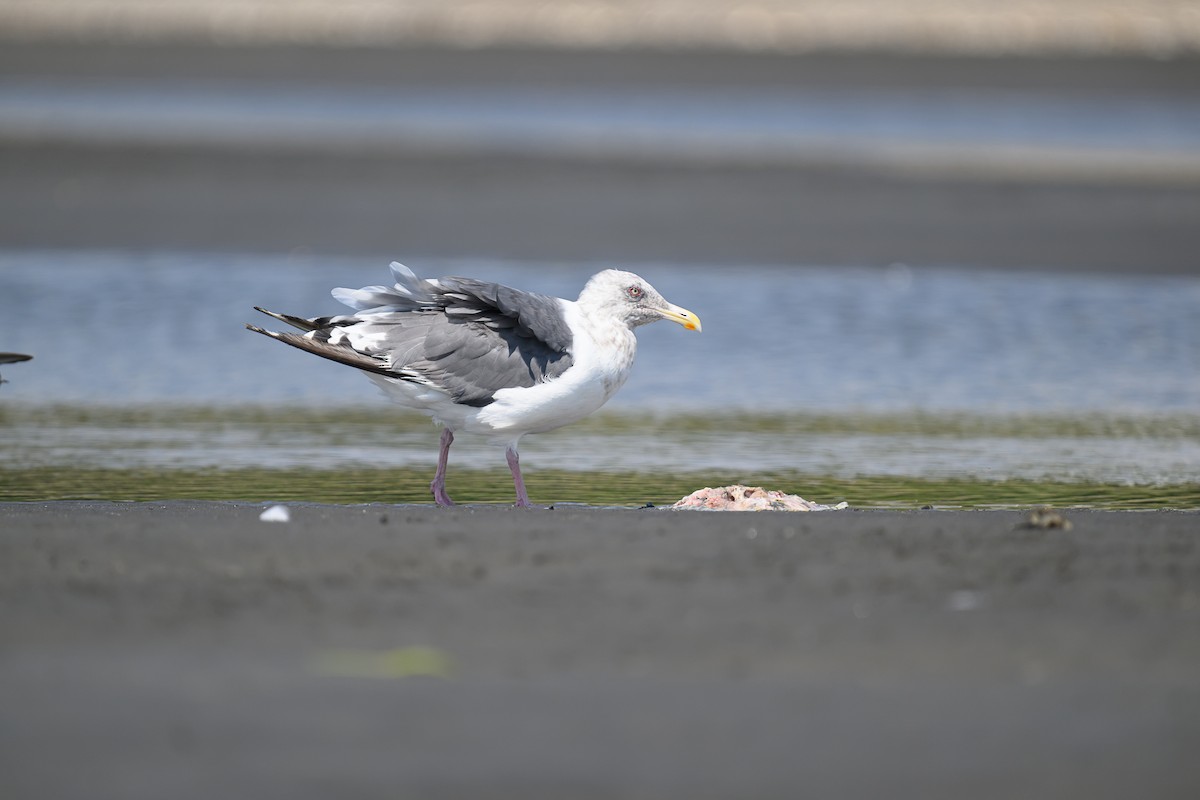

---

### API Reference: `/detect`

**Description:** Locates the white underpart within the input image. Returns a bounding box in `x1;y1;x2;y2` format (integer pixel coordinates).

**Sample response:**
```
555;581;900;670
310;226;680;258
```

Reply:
476;299;636;443
366;297;638;447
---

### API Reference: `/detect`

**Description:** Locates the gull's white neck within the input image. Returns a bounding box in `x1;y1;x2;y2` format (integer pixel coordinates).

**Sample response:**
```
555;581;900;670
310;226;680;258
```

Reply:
567;298;638;399
467;299;637;441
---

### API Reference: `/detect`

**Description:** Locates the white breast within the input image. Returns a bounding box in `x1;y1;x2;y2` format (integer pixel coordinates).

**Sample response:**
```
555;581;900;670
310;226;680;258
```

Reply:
470;299;637;444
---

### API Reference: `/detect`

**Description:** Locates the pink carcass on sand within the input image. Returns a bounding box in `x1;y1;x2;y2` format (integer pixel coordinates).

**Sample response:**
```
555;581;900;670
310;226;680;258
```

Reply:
673;485;848;511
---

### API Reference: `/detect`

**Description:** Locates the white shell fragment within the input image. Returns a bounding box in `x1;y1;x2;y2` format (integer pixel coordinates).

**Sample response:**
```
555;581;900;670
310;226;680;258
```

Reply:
673;485;849;511
259;504;291;523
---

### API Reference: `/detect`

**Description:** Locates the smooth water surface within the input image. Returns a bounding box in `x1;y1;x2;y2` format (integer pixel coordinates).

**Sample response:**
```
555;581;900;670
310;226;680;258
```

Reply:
2;80;1200;181
1;250;1197;414
3;82;1200;170
1;252;1197;492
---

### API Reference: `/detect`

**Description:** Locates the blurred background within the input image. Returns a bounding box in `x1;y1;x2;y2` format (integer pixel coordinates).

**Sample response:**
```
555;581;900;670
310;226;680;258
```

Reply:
1;1;1198;497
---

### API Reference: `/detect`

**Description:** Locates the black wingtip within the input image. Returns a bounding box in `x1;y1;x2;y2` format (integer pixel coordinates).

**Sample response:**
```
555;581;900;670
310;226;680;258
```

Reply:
252;306;323;332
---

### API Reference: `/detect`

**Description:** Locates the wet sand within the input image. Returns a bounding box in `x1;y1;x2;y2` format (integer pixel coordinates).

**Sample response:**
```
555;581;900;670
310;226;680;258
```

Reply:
2;501;1198;798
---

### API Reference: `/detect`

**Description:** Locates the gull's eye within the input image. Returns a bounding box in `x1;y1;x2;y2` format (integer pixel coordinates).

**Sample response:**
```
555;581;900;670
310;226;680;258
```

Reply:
625;285;644;300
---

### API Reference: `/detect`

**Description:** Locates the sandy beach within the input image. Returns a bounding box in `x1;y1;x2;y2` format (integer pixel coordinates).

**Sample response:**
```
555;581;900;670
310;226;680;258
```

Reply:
2;501;1198;797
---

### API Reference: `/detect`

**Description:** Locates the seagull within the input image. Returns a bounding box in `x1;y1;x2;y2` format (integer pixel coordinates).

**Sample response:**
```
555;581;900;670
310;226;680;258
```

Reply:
247;263;701;507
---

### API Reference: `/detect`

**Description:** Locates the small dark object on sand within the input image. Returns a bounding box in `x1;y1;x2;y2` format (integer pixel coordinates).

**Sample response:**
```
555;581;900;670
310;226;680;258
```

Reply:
1020;507;1074;530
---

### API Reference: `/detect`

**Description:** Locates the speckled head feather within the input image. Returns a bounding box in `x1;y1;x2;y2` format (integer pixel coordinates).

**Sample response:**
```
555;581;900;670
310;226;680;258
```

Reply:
577;270;702;331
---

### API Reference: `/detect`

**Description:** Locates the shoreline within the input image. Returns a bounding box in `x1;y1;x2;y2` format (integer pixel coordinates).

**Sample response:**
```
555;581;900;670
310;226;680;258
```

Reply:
2;467;1197;510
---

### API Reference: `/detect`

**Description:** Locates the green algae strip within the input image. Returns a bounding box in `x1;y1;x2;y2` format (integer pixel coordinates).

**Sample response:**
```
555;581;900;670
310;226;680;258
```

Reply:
4;403;1200;440
1;466;1195;509
3;404;1197;508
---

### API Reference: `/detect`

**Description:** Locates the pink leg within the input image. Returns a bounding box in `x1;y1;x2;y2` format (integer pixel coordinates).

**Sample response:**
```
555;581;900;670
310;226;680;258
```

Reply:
429;428;455;507
506;446;534;508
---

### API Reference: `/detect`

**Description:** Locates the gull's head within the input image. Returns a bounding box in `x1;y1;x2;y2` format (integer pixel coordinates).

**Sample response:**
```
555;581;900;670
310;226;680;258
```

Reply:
578;270;702;332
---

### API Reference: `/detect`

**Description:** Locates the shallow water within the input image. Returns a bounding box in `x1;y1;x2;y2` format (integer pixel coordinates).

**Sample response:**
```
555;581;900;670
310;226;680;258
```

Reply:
3;81;1200;171
1;406;1197;499
1;250;1197;413
2;252;1197;498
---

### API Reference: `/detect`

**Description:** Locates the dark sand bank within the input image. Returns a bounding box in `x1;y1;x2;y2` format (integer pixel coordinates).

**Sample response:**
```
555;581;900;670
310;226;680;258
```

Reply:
6;41;1200;93
2;502;1198;798
10;141;1200;272
3;42;1200;272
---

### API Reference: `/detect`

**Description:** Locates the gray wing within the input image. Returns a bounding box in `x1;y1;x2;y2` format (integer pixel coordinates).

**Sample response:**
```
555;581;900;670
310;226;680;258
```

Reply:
250;270;575;408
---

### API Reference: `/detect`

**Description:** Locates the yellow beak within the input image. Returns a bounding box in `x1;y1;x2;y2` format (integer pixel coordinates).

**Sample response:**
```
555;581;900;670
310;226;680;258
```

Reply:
657;304;702;332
